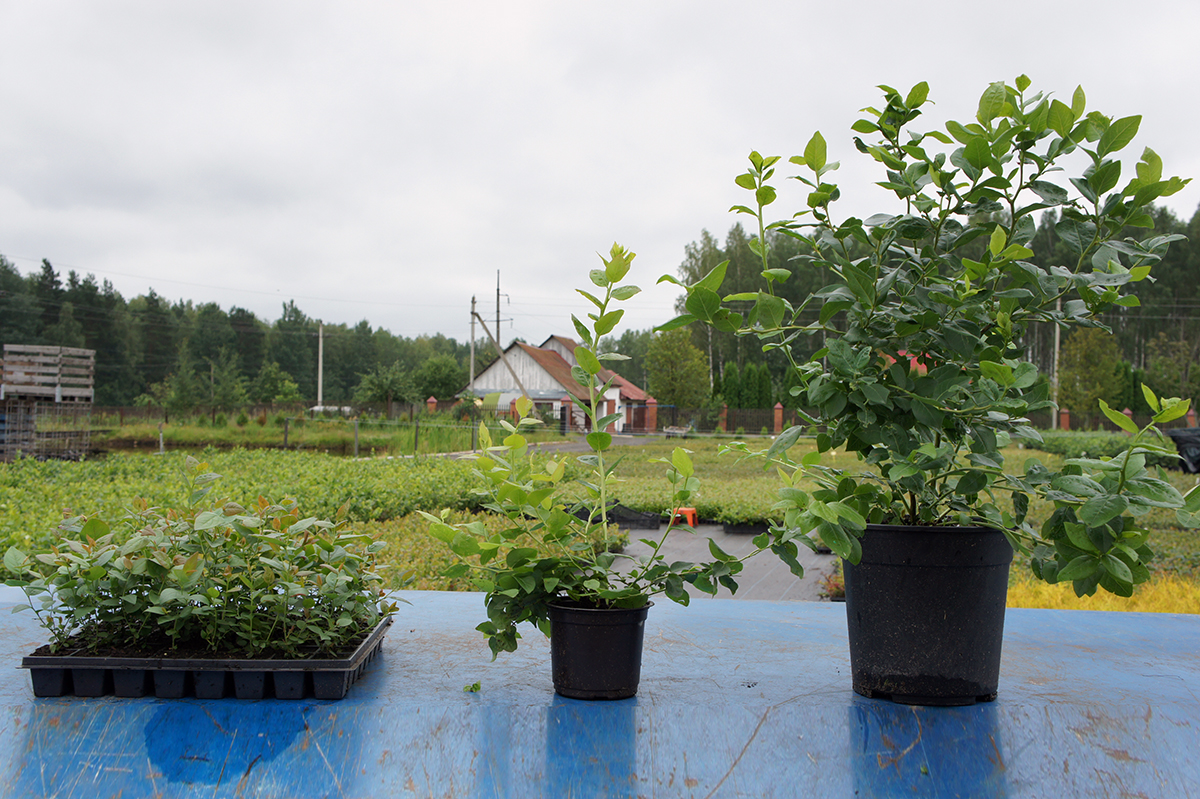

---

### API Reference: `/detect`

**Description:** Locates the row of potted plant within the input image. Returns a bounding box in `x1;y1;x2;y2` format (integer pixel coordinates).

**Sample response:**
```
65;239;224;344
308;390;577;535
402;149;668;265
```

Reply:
6;76;1199;706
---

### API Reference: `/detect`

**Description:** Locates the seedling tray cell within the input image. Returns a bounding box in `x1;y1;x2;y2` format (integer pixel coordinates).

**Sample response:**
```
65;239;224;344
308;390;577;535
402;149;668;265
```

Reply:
20;617;391;701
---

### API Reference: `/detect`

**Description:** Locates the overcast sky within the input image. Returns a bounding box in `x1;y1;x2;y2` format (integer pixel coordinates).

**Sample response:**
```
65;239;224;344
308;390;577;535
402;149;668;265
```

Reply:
2;1;1197;347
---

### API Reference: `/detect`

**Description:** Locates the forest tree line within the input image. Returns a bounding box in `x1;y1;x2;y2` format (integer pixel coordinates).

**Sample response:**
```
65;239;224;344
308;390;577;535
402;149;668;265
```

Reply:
4;199;1198;426
0;256;495;410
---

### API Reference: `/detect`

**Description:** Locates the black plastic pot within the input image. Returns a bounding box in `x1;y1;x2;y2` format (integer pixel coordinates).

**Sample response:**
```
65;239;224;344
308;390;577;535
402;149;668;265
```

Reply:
548;602;650;700
844;524;1012;706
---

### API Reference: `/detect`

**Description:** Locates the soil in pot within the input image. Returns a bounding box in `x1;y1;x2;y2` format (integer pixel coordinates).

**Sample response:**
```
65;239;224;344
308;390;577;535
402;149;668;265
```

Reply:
844;524;1012;706
548;602;650;700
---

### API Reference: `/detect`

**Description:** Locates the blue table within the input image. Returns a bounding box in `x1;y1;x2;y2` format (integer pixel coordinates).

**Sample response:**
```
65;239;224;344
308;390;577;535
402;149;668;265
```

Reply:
0;588;1196;797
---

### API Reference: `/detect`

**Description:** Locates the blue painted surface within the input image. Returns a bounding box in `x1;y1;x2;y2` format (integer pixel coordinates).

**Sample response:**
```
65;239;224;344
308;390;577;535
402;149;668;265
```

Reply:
0;587;1196;797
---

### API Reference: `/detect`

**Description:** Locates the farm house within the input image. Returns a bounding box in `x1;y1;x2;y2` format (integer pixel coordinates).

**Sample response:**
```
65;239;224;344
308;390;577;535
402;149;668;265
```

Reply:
464;336;655;433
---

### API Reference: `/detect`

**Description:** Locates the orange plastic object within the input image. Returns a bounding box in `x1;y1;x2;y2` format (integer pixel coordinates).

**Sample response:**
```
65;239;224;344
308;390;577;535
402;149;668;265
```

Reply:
671;507;698;527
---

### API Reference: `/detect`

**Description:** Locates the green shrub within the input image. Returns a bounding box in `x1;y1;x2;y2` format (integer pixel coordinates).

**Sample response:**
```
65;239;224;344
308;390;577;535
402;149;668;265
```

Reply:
0;450;484;555
1027;431;1178;469
236;411;249;427
4;459;399;656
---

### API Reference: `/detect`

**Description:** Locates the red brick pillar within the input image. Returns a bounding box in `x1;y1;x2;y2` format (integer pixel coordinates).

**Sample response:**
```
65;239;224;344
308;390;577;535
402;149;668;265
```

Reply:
1123;408;1134;435
646;397;657;434
719;404;728;433
509;398;518;421
774;402;784;434
1059;408;1070;431
562;396;573;432
426;396;438;414
1188;407;1197;428
605;399;617;432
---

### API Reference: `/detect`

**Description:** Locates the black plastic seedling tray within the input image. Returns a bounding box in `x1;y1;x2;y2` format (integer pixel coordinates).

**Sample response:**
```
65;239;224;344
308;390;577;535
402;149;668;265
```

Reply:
21;617;391;700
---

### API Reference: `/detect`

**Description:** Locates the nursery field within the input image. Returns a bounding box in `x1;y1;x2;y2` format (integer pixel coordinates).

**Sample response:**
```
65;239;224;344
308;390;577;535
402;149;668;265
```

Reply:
3;437;1198;609
93;412;567;457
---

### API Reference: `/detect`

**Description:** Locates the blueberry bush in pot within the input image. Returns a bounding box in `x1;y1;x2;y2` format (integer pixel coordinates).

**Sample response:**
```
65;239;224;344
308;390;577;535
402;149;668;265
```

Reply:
662;77;1200;704
424;245;780;699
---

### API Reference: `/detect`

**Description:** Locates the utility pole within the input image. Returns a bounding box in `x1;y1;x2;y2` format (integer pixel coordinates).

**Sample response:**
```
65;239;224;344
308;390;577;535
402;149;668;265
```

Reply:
469;296;476;393
495;271;510;349
317;321;324;409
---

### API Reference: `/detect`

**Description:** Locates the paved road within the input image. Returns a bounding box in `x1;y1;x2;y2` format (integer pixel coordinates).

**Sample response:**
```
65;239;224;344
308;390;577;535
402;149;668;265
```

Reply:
617;522;837;602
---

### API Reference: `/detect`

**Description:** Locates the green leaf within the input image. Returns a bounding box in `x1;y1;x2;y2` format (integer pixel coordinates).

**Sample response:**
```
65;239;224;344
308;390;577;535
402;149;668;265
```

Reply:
671;447;694;478
945;120;974;145
685;288;722;323
655;314;697;333
804;132;827;172
1098;400;1137;434
1135;147;1163;185
708;539;735;562
3;548;26;573
831;502;866;530
1050;475;1105;498
1071;85;1086;118
574;346;602;375
696;261;728;293
1089;161;1121;195
81;517;110;540
1056;555;1098;583
956;470;988;495
586;432;612;452
766;426;804;461
977;82;1007;124
1055;217;1096;254
1098;115;1141;156
194;510;227;531
1078;495;1129;528
964;137;992;169
1048;100;1074;138
1140;384;1160;413
594;309;624;336
1014;74;1031;92
605;244;632;282
905;81;929;108
1152;398;1190;424
1124;478;1184;508
988;226;1006;256
611;285;641;301
159;587;188;604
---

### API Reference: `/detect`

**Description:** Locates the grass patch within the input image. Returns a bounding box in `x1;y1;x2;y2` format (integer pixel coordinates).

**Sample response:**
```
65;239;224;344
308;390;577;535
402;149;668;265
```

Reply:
1007;574;1200;614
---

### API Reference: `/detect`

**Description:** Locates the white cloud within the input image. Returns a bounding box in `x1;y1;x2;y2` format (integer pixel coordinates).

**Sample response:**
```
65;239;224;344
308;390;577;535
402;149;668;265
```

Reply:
2;0;1197;344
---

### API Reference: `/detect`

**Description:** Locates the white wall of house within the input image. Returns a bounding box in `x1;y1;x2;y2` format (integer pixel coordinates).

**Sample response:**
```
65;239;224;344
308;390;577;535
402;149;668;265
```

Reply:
472;347;567;394
541;337;578;367
468;342;635;432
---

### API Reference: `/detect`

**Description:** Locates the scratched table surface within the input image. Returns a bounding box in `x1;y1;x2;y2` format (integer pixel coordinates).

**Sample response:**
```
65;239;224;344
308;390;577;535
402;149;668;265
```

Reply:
0;586;1196;798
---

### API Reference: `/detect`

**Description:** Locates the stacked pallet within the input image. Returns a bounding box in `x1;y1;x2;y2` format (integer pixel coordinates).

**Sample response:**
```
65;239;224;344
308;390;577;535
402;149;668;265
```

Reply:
0;345;95;462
